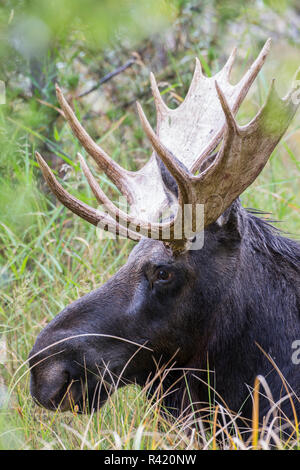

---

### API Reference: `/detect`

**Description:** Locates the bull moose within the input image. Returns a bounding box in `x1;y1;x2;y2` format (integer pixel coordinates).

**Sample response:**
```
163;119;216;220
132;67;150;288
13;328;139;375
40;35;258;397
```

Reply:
29;39;300;432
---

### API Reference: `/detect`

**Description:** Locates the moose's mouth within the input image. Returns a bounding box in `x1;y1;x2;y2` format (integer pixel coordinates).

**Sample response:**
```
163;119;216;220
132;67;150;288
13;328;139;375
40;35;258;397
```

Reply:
73;383;110;414
29;347;134;413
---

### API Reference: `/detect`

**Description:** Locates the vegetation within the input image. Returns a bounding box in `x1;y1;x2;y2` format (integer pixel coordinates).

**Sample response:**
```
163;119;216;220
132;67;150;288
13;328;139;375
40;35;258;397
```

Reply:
0;0;299;450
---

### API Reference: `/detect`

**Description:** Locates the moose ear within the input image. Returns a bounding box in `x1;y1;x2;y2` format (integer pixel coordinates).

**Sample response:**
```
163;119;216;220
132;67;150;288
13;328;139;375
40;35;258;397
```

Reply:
215;199;244;240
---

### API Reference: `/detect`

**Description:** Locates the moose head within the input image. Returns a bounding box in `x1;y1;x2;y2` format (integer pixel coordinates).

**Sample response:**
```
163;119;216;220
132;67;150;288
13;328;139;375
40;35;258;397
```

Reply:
29;39;300;420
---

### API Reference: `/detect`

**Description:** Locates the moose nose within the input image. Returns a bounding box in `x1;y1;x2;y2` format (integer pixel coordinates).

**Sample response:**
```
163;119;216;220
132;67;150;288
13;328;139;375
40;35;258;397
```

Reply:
30;364;81;411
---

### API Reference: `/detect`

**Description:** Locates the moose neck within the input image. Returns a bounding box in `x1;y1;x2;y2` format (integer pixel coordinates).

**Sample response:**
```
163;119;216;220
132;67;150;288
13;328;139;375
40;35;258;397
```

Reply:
158;210;300;421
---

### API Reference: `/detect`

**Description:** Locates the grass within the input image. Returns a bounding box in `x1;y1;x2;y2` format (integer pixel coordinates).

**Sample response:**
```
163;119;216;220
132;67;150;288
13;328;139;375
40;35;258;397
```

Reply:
0;1;300;451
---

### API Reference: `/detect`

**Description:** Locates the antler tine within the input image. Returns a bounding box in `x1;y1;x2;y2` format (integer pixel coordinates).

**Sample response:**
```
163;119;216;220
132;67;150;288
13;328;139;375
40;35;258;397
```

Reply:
55;84;133;203
149;72;170;119
35;152;141;242
234;38;272;106
194;57;204;77
78;152;110;207
214;81;239;133
136;101;191;204
283;65;300;104
222;46;237;79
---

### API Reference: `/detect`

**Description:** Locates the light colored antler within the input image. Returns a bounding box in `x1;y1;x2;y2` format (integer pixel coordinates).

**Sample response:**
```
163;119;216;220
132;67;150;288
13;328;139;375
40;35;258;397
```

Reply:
152;38;272;172
36;39;299;251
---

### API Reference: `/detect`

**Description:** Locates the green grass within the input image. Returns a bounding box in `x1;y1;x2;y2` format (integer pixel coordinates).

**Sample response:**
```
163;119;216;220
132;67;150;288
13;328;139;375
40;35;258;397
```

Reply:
0;1;300;451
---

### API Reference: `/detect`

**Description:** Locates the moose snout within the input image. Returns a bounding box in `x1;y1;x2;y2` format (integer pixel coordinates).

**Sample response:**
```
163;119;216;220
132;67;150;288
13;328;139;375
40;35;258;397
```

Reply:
29;360;83;411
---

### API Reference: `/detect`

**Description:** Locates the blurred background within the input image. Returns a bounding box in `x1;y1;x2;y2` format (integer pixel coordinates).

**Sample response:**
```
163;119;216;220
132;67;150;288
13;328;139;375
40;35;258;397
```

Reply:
0;0;299;450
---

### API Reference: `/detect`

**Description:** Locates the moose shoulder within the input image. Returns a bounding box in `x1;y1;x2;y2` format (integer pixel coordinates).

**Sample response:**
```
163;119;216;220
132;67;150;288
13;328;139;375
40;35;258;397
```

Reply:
29;39;300;428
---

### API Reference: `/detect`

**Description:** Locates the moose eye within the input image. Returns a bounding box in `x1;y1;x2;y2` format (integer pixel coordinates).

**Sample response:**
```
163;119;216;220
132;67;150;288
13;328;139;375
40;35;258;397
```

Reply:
156;269;173;282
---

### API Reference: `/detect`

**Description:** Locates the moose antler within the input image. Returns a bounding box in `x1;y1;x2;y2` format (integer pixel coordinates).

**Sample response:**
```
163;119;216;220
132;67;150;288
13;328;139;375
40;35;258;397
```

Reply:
36;39;300;252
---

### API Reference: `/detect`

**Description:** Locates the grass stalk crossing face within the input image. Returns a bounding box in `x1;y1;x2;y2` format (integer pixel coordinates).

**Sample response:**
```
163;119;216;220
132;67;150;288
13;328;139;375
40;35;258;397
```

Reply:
26;40;300;445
